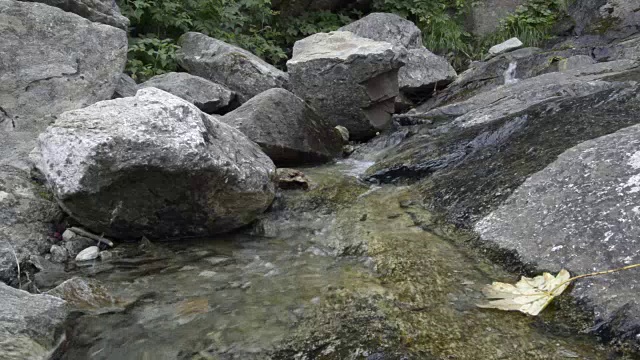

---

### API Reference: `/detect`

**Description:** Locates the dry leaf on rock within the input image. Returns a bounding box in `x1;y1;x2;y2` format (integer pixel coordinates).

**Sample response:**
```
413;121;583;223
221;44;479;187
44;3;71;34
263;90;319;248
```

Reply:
477;269;571;316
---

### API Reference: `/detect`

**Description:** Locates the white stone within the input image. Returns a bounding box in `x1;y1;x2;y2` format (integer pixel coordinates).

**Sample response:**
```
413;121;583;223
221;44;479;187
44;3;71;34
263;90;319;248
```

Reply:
62;229;76;241
489;37;523;56
75;246;100;261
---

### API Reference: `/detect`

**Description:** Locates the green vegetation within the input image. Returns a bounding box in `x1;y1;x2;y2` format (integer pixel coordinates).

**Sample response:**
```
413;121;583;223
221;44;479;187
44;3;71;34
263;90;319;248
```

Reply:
481;0;568;50
117;0;569;81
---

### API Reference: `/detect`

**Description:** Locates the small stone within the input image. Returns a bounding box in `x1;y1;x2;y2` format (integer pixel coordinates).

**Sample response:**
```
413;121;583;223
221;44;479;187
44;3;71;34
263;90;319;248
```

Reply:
99;251;113;261
62;229;76;241
276;168;311;190
64;236;96;257
335;126;350;143
75;246;100;261
360;213;368;221
488;37;523;56
49;245;68;263
198;270;217;278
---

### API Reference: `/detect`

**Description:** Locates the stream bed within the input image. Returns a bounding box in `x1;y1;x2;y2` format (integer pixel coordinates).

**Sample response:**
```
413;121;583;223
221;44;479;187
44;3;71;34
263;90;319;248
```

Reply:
43;162;630;359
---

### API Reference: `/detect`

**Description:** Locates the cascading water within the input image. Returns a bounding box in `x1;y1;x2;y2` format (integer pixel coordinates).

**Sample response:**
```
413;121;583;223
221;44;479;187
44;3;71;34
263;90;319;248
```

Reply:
504;61;519;85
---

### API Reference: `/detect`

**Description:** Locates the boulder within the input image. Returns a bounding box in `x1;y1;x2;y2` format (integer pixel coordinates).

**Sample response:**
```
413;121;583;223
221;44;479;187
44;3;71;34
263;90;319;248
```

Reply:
139;72;237;114
339;12;423;49
36;88;277;239
0;166;62;285
22;0;129;30
112;73;138;98
398;48;457;98
177;32;289;102
0;282;68;358
221;88;342;165
287;31;405;140
476;124;640;351
339;13;456;101
568;0;640;39
488;37;523;57
0;0;127;169
558;54;597;71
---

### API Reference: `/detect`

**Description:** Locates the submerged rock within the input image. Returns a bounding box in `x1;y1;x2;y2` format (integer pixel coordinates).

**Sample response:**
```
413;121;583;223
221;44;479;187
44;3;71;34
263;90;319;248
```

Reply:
276;168;311;190
287;31;405;140
476;124;640;351
0;0;127;169
47;277;129;313
177;32;289;102
23;0;129;29
37;87;276;239
139;72;237;114
221;88;342;165
0;282;67;358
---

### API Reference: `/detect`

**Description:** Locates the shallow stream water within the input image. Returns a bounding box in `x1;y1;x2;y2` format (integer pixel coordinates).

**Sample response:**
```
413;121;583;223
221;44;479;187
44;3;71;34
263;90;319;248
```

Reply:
46;162;629;359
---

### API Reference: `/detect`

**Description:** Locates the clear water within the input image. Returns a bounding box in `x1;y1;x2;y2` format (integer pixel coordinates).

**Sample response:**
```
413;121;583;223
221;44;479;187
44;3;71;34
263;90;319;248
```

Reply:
46;163;628;359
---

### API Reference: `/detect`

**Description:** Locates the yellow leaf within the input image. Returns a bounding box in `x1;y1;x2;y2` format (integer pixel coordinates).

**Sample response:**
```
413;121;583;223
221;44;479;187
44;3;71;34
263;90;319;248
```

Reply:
477;269;570;316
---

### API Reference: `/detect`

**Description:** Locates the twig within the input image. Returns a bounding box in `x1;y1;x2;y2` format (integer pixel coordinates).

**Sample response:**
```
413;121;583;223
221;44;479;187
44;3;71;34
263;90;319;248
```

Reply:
1;226;21;289
68;227;114;247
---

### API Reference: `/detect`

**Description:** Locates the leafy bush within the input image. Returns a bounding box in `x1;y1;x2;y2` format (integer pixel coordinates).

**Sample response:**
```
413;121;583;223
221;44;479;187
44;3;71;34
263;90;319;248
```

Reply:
480;0;567;54
126;36;180;81
371;0;474;69
117;0;567;81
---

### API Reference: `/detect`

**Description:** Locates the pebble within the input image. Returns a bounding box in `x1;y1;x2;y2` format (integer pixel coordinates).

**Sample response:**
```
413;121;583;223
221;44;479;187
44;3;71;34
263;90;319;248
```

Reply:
75;246;100;261
62;229;76;241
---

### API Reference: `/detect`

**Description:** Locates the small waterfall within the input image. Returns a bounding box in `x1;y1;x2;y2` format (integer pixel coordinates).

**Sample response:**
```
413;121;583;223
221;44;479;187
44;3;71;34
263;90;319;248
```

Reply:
504;61;519;85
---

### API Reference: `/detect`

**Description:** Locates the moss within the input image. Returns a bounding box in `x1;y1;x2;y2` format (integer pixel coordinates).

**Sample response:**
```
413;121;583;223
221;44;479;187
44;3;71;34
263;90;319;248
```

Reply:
592;16;622;35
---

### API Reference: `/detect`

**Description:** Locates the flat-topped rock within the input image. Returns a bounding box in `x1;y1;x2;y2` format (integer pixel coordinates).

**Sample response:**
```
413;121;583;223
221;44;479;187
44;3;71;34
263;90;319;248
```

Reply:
287;31;405;140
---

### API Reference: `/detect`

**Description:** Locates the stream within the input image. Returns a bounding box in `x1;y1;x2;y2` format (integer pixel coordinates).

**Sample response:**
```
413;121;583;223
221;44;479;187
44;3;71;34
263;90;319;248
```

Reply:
43;162;627;359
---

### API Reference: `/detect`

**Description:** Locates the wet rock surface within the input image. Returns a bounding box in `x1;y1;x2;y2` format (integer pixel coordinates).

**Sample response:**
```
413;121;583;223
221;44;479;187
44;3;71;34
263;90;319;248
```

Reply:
221;88;342;165
139;72;238;114
0;282;67;358
36;88;276;239
177;32;289;102
0;0;127;169
476;124;640;351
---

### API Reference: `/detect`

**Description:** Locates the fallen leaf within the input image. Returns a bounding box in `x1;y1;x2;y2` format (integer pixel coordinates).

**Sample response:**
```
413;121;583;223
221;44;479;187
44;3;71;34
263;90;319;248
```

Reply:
477;269;570;316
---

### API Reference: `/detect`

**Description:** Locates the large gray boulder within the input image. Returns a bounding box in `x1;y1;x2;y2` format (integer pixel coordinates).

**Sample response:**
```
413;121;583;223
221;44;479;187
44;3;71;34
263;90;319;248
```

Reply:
0;282;68;359
476;124;640;350
0;0;127;169
0;166;62;285
22;0;129;29
177;32;289;103
221;88;343;165
139;72;237;114
339;13;456;102
399;48;457;97
339;12;423;50
36;88;277;239
287;31;405;140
